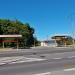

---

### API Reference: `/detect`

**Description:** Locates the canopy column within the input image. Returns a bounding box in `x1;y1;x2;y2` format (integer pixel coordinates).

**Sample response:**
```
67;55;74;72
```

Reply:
2;41;4;48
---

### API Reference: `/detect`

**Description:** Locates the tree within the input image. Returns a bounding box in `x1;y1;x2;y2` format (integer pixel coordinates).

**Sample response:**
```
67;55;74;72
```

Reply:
0;19;38;48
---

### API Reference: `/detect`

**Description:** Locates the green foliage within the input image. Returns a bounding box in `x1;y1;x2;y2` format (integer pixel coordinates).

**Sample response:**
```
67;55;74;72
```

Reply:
62;38;73;45
0;19;38;48
52;36;73;46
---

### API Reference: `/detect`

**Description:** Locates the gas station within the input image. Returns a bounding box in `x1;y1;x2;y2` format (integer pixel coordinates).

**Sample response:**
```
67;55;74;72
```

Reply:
0;35;22;49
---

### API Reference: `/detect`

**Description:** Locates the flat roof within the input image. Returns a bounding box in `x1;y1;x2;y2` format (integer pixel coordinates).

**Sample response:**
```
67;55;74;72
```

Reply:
52;35;72;38
0;35;22;38
41;39;56;42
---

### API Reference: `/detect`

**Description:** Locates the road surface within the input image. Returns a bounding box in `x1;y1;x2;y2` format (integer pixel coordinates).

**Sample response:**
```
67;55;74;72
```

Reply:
0;47;75;75
0;50;75;74
0;55;75;75
0;47;75;57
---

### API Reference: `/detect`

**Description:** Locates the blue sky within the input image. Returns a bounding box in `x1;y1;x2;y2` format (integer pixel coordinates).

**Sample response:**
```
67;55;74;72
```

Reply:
0;0;75;40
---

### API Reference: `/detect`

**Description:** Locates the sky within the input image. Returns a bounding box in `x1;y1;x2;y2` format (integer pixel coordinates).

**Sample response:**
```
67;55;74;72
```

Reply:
0;0;75;40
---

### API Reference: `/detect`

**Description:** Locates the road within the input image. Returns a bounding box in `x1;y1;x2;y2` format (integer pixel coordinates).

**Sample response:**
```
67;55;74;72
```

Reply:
0;55;75;75
0;47;75;75
0;47;75;57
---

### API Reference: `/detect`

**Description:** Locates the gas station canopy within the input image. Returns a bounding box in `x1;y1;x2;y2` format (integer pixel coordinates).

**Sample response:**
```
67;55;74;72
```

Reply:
0;35;22;38
0;35;22;49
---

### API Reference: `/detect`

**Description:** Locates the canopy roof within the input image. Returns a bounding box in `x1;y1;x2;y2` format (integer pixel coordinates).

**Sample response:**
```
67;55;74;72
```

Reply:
0;35;22;38
52;35;72;39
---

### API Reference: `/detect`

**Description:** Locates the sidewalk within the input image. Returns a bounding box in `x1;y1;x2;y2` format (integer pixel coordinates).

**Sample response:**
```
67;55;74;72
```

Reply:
0;48;16;52
31;46;75;50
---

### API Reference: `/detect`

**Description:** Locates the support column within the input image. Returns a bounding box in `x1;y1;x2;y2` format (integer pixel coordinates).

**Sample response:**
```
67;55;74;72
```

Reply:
3;41;4;48
17;38;18;50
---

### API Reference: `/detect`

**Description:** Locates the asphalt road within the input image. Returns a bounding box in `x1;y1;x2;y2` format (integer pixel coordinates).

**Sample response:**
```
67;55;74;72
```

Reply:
0;47;75;57
0;56;75;75
0;47;75;75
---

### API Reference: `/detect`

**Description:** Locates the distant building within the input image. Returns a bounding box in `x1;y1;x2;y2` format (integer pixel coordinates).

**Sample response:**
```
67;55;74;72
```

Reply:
51;35;73;46
41;39;57;47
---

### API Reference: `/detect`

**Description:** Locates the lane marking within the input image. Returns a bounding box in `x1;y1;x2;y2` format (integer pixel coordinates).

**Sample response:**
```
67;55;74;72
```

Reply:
0;63;6;65
33;68;75;75
6;58;46;64
71;56;75;58
9;61;25;64
67;56;75;59
0;57;46;65
33;72;51;75
52;58;62;59
64;68;75;71
10;59;46;64
25;58;46;60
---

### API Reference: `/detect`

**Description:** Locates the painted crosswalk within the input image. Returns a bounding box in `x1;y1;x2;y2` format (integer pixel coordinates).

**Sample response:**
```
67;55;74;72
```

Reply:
0;55;75;66
0;56;46;65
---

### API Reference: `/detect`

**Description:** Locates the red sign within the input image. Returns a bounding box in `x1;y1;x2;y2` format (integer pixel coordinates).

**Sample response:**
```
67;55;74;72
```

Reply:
0;40;17;42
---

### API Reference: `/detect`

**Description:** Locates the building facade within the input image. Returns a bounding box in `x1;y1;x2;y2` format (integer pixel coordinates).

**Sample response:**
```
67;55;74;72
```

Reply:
52;35;73;47
41;40;57;47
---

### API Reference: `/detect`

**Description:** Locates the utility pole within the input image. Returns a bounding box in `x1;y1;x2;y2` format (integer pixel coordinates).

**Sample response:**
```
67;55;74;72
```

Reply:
17;38;19;50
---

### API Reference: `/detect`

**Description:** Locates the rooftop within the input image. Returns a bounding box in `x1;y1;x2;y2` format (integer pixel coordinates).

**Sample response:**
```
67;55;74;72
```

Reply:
0;35;22;38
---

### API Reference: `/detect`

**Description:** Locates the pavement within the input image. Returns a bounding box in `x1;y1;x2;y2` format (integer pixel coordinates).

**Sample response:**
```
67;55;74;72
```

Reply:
0;48;17;51
0;55;75;75
0;47;75;75
0;47;75;57
0;51;75;65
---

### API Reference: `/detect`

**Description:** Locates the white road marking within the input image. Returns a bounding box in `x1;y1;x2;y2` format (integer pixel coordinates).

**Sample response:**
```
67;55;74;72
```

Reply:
1;57;46;65
0;57;46;65
67;56;75;58
64;68;75;71
52;58;62;59
25;58;46;61
0;63;6;65
33;68;75;75
71;56;75;58
9;61;25;64
33;72;51;75
10;59;46;64
68;57;73;58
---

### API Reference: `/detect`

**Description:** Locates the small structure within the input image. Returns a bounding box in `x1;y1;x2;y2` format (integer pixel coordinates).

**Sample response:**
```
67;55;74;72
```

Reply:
52;35;73;47
41;39;57;47
0;35;22;49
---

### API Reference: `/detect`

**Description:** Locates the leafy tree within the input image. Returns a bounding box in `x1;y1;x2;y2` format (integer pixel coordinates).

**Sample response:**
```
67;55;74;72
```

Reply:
0;19;38;48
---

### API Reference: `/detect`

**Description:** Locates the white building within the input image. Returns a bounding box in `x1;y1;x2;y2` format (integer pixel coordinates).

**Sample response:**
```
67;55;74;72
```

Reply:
41;39;57;47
